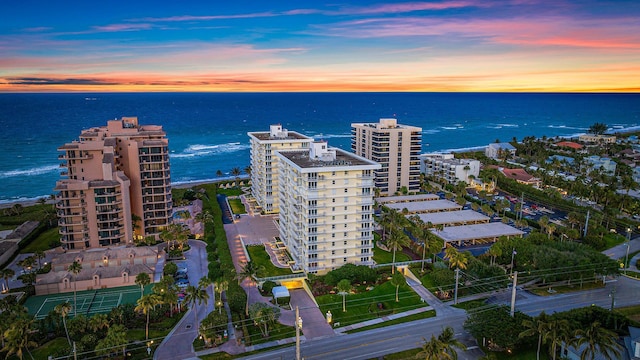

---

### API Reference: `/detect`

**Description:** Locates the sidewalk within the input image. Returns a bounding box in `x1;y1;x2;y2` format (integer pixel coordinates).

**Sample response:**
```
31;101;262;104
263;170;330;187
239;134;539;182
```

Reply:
194;305;433;358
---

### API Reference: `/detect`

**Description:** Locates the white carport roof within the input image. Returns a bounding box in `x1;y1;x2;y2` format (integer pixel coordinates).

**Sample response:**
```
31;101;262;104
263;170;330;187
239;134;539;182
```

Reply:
433;222;524;243
376;194;440;204
409;210;490;226
385;199;462;213
272;286;290;298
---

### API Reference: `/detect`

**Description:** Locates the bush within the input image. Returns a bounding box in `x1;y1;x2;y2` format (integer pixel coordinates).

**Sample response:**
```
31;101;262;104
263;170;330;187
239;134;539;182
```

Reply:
164;262;178;276
323;264;379;286
226;283;247;314
261;281;277;295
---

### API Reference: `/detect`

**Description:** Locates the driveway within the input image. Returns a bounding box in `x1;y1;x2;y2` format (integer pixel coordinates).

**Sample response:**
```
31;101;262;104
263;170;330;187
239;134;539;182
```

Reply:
225;213;335;340
154;240;215;360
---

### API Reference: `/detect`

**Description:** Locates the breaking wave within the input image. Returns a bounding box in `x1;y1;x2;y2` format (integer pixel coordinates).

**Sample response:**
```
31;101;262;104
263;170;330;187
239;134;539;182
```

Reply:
170;142;249;159
0;164;59;179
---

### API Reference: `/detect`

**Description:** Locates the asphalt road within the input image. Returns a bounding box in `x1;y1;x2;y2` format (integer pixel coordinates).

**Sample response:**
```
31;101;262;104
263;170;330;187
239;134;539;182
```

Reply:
237;276;640;360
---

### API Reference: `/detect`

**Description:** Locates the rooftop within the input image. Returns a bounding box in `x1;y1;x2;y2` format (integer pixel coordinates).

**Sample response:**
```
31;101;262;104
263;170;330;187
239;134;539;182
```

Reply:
385;199;462;213
376;194;440;204
409;210;490;226
278;148;377;169
434;222;524;242
249;131;311;141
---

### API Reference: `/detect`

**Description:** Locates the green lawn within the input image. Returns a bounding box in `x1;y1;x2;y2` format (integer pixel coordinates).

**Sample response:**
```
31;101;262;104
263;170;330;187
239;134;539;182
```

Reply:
316;281;427;327
452;299;487;311
243;321;297;346
228;198;246;214
30;337;70;360
246;245;293;277
20;226;60;253
604;233;626;249
373;242;411;265
217;186;244;196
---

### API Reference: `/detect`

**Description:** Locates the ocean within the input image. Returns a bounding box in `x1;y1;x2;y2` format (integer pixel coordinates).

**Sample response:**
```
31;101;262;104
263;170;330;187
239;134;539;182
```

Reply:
1;92;639;203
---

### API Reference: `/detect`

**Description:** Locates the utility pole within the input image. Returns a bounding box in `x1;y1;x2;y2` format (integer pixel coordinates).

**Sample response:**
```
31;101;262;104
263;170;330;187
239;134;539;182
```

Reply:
295;306;302;360
610;287;616;311
454;268;460;305
73;341;77;360
519;192;524;220
510;271;518;317
583;210;590;238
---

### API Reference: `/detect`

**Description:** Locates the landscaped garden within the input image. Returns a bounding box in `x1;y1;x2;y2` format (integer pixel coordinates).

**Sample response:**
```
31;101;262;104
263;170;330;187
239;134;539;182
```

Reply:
246;245;293;277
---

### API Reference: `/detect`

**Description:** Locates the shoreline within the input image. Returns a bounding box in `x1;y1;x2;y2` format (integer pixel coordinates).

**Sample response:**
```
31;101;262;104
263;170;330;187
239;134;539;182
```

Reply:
0;176;249;209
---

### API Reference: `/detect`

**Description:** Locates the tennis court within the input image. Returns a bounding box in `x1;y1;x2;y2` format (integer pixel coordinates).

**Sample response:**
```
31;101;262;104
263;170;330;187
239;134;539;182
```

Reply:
25;284;148;319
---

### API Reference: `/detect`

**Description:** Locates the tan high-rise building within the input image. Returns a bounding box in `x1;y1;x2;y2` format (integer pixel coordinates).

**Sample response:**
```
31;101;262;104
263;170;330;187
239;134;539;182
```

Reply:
351;118;422;195
276;141;381;274
248;125;312;214
55;117;172;250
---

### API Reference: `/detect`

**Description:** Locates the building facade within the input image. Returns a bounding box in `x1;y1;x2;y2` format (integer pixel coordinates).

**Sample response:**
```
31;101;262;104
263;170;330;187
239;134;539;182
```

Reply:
276;141;381;274
248;125;313;214
35;246;158;295
420;153;480;185
351;118;422;195
485;142;517;160
55;117;172;250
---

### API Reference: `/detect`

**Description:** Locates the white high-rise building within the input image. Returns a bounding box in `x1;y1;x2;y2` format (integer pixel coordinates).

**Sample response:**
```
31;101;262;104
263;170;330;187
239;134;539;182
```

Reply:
351;118;422;195
276;141;381;274
248;125;312;214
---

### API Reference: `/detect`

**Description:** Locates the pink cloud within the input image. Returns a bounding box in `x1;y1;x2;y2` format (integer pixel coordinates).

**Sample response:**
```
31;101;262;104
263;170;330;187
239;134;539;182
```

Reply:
132;12;276;22
92;23;154;32
316;16;640;50
336;1;485;15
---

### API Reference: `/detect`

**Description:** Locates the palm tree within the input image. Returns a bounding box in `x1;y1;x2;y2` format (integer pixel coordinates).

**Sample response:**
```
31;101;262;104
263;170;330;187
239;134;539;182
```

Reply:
2;319;37;360
390;272;406;302
1;268;15;292
572;321;623;360
88;313;110;333
546;318;571;360
194;210;213;225
519;312;550;360
237;261;261;284
135;293;162;340
486;244;502;266
215;279;229;314
438;326;467;360
135;272;151;299
337;279;352;312
231;167;242;188
444;247;468;270
244;166;252;176
184;284;210;325
416;334;444;360
95;324;128;357
54;301;72;347
387;228;410;274
216;169;223;178
67;260;82;316
34;250;45;270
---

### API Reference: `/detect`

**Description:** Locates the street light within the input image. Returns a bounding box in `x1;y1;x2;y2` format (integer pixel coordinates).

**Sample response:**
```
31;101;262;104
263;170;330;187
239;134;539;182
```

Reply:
625;228;631;275
421;241;426;273
146;340;153;356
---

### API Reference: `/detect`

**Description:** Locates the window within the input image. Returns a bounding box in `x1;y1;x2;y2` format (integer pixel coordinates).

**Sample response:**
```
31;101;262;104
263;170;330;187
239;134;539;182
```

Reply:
332;224;336;229
344;241;347;245
344;232;348;237
344;188;348;193
344;249;347;254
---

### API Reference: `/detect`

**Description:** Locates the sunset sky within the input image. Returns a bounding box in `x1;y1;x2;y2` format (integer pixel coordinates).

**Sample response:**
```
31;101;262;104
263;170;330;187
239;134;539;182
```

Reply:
1;0;639;92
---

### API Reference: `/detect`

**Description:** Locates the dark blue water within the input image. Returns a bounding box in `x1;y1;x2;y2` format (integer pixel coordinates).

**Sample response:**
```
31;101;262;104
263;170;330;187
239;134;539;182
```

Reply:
1;92;639;203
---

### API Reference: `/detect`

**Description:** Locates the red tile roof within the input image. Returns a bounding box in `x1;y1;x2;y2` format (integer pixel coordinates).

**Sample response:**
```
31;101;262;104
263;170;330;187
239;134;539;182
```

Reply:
555;141;583;150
